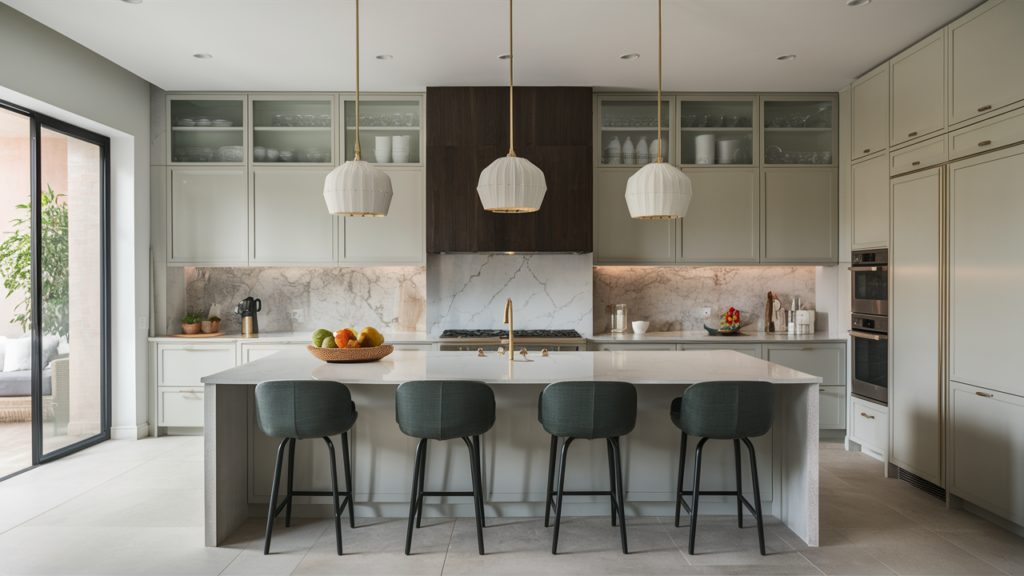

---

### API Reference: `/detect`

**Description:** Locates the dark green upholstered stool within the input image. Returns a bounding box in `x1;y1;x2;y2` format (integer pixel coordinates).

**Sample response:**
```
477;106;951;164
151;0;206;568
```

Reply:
671;381;774;556
538;381;637;555
254;380;358;556
396;380;495;556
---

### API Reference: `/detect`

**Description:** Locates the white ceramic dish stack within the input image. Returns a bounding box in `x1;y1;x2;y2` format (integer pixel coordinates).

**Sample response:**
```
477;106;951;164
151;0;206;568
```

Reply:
375;136;391;163
392;135;411;163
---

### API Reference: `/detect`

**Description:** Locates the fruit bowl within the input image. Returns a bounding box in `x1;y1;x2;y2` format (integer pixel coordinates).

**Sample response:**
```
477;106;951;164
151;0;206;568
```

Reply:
307;344;394;363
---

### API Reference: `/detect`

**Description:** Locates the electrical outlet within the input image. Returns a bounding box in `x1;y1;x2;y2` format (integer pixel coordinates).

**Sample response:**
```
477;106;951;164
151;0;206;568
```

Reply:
291;309;305;323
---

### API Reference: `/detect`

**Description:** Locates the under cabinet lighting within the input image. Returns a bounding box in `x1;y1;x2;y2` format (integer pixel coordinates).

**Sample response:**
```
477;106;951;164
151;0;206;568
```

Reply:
776;54;796;61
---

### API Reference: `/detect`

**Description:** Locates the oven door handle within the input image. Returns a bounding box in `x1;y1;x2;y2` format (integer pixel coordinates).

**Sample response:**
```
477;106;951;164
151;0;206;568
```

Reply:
848;330;888;341
847;266;888;272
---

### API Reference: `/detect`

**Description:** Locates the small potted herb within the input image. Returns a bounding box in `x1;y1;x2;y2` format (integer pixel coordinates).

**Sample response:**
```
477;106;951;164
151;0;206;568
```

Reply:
182;311;203;335
208;316;222;333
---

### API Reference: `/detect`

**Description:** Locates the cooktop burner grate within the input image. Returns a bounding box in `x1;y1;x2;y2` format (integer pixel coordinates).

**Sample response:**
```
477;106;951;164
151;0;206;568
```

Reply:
440;329;583;339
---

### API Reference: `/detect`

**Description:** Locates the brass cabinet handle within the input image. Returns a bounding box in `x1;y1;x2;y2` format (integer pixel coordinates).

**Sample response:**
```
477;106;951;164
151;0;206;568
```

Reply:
860;412;875;419
978;105;992;112
908;131;918;137
978;140;992;147
912;161;921;166
179;389;203;394
800;347;813;351
976;391;994;398
863;148;871;154
849;330;887;341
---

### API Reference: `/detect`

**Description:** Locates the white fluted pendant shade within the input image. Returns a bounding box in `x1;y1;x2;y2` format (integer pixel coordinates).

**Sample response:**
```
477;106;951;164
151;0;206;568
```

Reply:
323;160;393;216
624;162;693;219
476;156;547;213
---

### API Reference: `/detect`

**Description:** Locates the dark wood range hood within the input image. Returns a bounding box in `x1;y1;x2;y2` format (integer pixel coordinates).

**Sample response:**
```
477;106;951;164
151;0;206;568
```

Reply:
426;86;593;253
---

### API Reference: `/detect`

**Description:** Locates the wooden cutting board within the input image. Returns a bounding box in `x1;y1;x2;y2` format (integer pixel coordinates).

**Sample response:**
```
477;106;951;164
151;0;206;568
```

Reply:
169;332;226;338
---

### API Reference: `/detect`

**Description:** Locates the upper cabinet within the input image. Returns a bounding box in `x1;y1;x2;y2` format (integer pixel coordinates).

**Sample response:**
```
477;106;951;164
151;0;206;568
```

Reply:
250;168;337;266
677;168;760;264
597;96;671;167
677;95;758;167
342;94;424;165
851;64;889;160
342;168;425;265
761;168;838;264
851;154;890;250
167;168;249;266
168;95;247;165
891;30;946;148
762;95;837;167
250;95;336;166
594;168;676;265
947;0;1024;128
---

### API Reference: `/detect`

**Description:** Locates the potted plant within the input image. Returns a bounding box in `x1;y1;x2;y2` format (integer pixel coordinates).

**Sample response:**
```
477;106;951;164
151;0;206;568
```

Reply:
209;316;222;333
182;311;203;335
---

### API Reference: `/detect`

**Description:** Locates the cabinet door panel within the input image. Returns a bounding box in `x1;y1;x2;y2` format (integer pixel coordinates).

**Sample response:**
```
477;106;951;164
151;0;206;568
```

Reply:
761;169;837;263
590;343;677;351
949;146;1024;396
342;169;424;264
594;169;675;264
168;168;248;265
948;0;1024;127
678;169;759;263
251;169;336;265
764;345;845;388
890;168;942;485
680;343;761;358
851;64;889;160
890;135;947;176
891;31;945;148
851;154;890;250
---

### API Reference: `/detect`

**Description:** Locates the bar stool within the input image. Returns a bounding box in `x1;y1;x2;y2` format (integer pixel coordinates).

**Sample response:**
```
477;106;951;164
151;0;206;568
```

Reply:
254;380;357;556
396;380;495;556
671;381;774;556
538;381;637;555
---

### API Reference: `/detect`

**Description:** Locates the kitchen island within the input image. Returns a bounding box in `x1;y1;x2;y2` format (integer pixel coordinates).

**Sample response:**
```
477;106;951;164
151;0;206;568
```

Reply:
202;349;820;548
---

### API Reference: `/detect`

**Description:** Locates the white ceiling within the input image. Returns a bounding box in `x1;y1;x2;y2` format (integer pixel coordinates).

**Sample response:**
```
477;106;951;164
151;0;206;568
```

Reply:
5;0;982;93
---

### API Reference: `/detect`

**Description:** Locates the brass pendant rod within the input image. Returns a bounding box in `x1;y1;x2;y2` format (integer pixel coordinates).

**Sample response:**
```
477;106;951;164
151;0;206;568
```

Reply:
354;0;362;161
507;0;516;158
656;0;662;163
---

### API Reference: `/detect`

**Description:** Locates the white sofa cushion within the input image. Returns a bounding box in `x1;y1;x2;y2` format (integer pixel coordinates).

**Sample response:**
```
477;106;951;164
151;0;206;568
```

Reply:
3;336;30;372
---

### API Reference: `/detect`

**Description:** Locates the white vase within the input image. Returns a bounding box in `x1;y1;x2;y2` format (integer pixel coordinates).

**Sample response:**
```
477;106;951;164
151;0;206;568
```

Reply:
605;136;622;165
635;137;649;164
695;134;716;165
622;137;635;164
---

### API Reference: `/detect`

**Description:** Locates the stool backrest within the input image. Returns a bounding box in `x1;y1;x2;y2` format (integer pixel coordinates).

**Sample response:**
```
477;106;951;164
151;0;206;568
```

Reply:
395;380;495;441
679;381;774;439
539;381;637;439
255;380;355;439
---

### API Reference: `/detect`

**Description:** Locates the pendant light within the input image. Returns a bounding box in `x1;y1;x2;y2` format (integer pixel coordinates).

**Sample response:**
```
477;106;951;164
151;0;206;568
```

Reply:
324;0;393;217
624;0;692;220
476;0;547;213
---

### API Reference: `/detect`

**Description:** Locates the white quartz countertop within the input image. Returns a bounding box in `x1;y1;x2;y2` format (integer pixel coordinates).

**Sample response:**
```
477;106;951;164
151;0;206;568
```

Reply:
589;330;847;343
148;331;434;345
201;348;822;386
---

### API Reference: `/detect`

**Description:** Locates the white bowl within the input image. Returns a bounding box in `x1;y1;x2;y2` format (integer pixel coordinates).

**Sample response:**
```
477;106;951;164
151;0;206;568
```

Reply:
632;321;650;334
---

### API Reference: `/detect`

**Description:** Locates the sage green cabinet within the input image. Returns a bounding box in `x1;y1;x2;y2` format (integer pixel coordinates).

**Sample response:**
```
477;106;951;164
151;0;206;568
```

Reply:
593;168;676;265
679;343;761;358
167;168;249;266
851;64;889;160
250;168;337;266
763;343;847;430
891;30;946;149
851;154;889;250
761;169;838;264
589;342;677;351
677;168;759;263
947;0;1024;128
340;168;424;265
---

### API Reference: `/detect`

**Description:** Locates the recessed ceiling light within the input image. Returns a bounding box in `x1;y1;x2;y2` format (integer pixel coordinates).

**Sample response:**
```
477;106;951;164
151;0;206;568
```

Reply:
193;53;212;59
376;54;393;60
846;0;871;6
498;54;511;60
776;54;796;61
620;53;640;60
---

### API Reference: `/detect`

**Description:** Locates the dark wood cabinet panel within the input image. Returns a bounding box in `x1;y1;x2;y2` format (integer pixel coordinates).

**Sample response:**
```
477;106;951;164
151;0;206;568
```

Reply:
427;86;592;253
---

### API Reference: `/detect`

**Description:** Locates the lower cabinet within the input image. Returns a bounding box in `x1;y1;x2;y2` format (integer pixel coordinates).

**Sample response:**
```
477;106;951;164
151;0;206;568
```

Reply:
239;343;307;364
679;343;761;358
763;343;847;430
155;343;236;428
949;381;1024;526
589;342;677;351
157;388;205;427
850;398;887;455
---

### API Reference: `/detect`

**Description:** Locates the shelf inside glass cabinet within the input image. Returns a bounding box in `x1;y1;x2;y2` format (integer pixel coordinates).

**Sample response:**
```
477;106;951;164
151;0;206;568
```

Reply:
344;100;421;163
600;100;670;166
170;99;245;163
763;100;834;165
252;99;333;164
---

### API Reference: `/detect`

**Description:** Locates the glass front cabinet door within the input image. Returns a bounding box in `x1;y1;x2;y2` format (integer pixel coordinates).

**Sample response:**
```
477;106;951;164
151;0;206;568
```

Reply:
762;95;837;166
678;95;758;167
250;94;336;166
342;95;424;165
597;96;673;167
168;95;247;165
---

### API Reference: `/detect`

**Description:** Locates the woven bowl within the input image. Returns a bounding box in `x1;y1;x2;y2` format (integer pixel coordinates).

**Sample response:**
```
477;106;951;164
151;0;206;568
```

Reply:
307;344;394;363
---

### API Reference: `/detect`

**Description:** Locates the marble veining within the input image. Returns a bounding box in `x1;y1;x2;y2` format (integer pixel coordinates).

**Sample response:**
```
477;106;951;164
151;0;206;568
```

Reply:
427;254;593;337
594;266;816;333
184;266;425;334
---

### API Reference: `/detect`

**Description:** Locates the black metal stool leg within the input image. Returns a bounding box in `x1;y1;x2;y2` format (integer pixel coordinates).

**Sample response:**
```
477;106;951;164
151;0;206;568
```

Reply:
674;431;687;527
415;440;427;528
606;438;618;527
473;435;486;528
341;431;355;529
743;438;766;556
263;437;289;555
611;437;628;554
544;435;557;528
688;437;709;555
405;438;426;555
325;437;343;555
285;438;296;527
551;437;574;554
734;439;743;529
464;437;485;555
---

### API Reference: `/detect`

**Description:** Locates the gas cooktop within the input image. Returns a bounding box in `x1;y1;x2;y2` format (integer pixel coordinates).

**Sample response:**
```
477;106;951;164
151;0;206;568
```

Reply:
440;329;583;339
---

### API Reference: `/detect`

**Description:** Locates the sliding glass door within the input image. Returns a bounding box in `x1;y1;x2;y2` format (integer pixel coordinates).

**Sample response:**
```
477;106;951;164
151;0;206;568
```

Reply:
0;100;110;480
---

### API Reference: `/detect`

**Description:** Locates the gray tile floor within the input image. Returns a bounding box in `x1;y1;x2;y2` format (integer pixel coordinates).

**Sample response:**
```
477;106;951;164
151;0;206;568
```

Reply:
0;437;1022;575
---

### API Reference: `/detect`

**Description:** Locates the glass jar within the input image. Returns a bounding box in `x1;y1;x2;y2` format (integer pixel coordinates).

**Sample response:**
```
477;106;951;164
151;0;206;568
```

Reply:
609;304;628;333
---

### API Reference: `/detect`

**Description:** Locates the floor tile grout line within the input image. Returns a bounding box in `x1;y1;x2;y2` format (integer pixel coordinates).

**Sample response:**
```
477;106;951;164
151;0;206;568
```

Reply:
439;516;456;576
769;524;896;576
655;514;693;565
794;551;828;576
281;520;331;576
919;523;1012;576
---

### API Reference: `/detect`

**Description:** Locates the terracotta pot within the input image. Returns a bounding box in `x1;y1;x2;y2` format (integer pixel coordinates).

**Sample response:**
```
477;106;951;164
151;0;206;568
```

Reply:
211;320;221;333
201;321;213;334
182;322;201;335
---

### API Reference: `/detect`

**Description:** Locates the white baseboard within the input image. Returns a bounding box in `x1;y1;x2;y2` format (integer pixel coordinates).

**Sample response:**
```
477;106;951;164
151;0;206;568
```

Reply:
111;423;150;440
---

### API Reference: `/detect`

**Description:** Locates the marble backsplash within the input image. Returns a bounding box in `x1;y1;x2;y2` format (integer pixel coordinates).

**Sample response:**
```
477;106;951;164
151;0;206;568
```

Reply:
427;254;593;337
183;267;426;334
593;266;815;333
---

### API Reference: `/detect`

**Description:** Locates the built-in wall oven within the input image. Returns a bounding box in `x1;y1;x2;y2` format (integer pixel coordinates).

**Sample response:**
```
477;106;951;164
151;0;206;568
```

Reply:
850;313;888;405
850;249;888;317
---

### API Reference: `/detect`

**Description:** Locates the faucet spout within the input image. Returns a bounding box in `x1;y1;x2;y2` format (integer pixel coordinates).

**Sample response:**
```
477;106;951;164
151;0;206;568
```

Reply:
503;298;514;355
